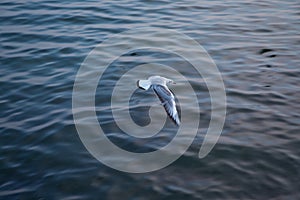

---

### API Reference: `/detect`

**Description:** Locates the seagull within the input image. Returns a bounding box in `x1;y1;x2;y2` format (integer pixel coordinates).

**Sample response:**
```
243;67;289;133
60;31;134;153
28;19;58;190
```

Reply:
137;76;180;126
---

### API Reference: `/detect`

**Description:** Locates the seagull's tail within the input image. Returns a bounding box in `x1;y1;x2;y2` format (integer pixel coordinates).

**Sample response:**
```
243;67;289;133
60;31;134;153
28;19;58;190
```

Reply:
137;80;151;90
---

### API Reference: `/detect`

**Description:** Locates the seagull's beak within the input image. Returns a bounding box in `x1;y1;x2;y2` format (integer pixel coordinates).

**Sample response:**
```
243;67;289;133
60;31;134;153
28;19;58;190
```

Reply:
169;79;176;84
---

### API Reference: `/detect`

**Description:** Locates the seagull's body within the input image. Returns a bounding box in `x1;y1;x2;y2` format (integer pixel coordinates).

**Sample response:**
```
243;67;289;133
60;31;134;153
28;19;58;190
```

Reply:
137;76;180;126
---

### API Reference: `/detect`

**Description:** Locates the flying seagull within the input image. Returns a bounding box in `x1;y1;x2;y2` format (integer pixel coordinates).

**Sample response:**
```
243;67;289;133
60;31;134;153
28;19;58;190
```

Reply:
137;76;180;126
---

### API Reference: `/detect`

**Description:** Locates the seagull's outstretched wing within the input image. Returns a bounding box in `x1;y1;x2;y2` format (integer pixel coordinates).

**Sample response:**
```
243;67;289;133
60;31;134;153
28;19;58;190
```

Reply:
152;84;180;126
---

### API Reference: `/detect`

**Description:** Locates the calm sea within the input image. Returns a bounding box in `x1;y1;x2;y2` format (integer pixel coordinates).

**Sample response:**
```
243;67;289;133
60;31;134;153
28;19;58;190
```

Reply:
1;0;300;199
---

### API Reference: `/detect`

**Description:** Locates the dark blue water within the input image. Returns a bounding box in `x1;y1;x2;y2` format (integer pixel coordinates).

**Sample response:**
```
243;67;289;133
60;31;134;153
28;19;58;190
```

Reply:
1;0;300;199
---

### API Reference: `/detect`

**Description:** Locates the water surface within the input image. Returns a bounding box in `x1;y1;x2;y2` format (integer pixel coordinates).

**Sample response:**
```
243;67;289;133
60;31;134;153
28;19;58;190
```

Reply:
1;0;300;199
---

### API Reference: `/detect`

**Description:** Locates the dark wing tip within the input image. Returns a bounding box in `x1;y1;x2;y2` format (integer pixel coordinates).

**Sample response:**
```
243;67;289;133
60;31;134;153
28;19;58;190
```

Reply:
162;103;180;126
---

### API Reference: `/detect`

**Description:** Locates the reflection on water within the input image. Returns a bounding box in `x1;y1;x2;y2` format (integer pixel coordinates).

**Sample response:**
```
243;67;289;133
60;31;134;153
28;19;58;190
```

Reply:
1;0;300;199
